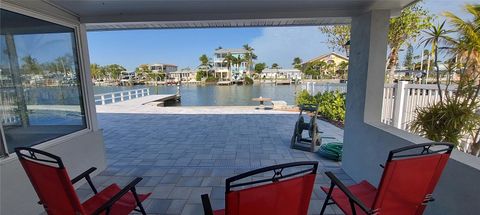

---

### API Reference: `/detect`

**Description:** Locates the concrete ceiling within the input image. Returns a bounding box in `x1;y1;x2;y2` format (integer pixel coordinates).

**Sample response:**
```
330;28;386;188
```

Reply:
44;0;418;30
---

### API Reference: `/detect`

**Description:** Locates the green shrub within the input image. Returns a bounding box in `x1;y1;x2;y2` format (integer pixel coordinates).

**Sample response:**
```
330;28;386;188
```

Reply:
195;70;207;81
296;90;315;105
295;90;346;123
244;76;254;85
411;102;480;145
205;76;219;82
318;91;346;122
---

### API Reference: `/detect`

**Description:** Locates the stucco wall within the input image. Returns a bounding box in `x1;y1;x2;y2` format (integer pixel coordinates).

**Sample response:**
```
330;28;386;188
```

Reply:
0;130;106;215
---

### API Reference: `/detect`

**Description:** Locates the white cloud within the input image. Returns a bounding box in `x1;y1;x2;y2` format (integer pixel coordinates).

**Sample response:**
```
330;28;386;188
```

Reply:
249;27;331;68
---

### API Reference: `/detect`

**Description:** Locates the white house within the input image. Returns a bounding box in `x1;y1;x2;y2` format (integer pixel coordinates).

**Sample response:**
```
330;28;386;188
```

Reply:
168;69;197;82
213;48;249;81
149;63;178;74
261;68;302;80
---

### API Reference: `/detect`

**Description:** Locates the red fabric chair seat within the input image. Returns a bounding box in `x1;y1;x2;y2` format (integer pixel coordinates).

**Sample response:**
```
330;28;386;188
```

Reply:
321;180;377;215
82;184;151;215
213;209;226;215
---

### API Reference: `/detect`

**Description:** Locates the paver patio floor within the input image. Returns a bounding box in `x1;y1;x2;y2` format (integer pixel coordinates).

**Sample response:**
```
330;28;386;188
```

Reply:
79;107;352;215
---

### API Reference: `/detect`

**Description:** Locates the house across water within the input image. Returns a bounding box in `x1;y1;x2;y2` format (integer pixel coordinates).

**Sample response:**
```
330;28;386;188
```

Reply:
213;48;250;81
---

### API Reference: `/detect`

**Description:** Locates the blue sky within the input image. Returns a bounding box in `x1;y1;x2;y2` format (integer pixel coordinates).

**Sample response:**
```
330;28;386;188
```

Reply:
87;0;478;71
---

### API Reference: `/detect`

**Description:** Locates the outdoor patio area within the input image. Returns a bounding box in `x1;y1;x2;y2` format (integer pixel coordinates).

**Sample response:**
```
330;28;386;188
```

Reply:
78;107;350;215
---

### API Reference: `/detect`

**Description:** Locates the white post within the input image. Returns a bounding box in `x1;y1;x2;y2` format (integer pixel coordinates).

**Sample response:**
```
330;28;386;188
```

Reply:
120;92;124;101
111;93;115;103
393;81;407;129
128;91;132;100
101;95;105;105
147;88;150;95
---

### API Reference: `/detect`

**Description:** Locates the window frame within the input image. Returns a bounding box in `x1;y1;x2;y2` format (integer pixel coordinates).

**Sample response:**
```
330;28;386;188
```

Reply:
0;4;95;157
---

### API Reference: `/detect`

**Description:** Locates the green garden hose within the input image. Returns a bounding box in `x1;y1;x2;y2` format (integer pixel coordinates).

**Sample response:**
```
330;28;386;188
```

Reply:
318;142;343;161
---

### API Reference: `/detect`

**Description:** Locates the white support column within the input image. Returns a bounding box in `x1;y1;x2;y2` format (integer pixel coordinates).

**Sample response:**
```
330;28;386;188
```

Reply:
393;81;408;129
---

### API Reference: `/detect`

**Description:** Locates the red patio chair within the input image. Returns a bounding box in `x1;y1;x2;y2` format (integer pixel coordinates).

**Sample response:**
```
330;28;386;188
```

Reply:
201;161;318;215
15;147;151;215
320;142;454;215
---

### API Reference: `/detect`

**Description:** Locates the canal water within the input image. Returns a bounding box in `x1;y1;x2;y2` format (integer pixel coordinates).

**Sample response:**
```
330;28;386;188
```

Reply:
94;83;346;106
94;84;305;106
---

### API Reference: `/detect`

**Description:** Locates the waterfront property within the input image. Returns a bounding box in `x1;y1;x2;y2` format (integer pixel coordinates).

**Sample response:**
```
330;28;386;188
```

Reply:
261;68;302;81
1;1;480;215
150;63;179;74
302;52;349;68
168;69;197;82
213;48;250;81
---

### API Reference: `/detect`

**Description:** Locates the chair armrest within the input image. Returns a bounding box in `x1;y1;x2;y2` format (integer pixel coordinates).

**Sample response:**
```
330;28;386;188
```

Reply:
71;167;98;194
71;167;97;184
91;177;143;215
201;194;214;215
324;171;373;214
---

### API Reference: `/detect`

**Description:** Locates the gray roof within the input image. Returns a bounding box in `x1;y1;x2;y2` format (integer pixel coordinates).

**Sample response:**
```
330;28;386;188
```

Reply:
214;48;248;54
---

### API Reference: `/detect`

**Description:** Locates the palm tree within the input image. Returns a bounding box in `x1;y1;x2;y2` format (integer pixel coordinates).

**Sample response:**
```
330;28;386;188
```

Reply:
420;21;453;103
223;53;236;79
444;4;480;107
271;63;279;69
106;64;126;84
292;57;302;70
90;63;102;80
242;44;257;74
199;54;210;78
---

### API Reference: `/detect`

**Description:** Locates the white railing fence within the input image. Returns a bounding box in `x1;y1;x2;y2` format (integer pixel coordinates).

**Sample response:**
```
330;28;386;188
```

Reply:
94;88;150;105
382;81;456;131
303;82;347;94
303;82;461;132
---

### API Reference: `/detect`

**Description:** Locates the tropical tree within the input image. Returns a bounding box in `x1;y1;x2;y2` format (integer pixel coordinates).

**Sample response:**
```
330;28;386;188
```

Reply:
242;44;257;74
386;4;432;83
105;64;125;82
90;63;104;80
21;55;42;75
254;63;266;74
292;57;303;70
319;2;432;83
135;64;151;81
413;4;480;156
403;44;414;70
199;54;209;66
54;55;74;76
222;53;236;72
199;54;210;78
271;63;279;69
319;25;351;56
420;21;453;103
